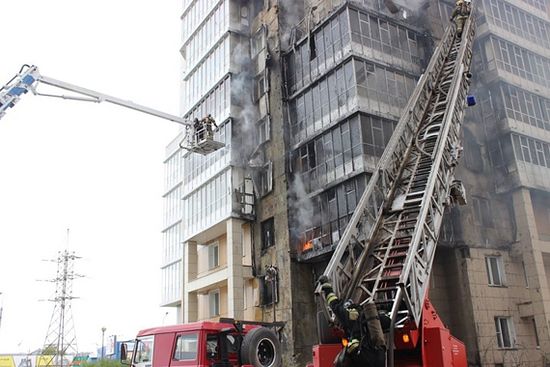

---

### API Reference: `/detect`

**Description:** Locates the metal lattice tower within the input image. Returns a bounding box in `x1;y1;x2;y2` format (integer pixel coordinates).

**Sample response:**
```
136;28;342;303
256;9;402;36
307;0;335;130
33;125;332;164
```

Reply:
42;245;81;367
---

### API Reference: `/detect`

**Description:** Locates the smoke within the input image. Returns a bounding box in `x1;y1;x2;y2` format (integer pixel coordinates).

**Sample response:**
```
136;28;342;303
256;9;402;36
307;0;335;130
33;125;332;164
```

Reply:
393;0;429;11
230;42;260;167
288;174;319;246
278;0;305;49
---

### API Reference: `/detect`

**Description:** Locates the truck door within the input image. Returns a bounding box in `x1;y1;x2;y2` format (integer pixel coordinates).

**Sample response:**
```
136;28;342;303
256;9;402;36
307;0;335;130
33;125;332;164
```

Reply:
170;332;199;367
205;333;240;367
134;336;154;367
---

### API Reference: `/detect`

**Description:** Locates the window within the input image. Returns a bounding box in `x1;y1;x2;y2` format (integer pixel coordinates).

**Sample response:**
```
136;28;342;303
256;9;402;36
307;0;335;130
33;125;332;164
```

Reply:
472;196;494;227
258;162;273;197
173;333;198;361
488;36;550;88
486;256;505;286
209;290;220;317
251;27;266;57
208;242;219;270
511;133;550;168
261;218;275;250
257;116;271;144
206;334;219;360
495;317;515;348
254;73;269;101
135;337;154;364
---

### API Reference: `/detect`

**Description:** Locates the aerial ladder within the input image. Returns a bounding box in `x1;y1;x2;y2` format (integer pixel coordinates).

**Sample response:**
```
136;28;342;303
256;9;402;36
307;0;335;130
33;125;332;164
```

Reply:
314;7;476;367
0;65;223;155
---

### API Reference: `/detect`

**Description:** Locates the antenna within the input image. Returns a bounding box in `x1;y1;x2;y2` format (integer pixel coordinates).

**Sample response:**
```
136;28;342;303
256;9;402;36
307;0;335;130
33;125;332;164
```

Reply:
41;231;82;367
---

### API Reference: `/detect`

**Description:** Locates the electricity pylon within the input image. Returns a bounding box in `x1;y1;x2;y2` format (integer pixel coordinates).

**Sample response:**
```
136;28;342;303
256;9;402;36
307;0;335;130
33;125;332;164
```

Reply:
42;243;82;367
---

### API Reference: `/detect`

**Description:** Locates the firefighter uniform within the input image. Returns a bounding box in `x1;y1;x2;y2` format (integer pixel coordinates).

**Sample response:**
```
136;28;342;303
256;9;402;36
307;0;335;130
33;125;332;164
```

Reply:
203;114;218;138
451;0;471;37
318;276;386;367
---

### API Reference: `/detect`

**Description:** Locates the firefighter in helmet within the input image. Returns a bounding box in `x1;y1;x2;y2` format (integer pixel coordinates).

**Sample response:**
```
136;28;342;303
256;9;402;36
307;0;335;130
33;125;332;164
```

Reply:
193;117;204;142
203;114;218;139
318;275;386;367
451;0;471;37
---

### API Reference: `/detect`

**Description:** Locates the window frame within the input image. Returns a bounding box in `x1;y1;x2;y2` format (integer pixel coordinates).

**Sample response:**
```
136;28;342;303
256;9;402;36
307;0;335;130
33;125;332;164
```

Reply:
495;316;515;349
172;332;199;363
486;255;506;286
208;241;220;270
261;217;275;251
209;289;220;317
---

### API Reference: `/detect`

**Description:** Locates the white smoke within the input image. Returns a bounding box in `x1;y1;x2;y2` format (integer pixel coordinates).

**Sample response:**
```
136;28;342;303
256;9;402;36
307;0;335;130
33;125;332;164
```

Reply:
288;174;319;245
230;42;260;167
278;0;305;49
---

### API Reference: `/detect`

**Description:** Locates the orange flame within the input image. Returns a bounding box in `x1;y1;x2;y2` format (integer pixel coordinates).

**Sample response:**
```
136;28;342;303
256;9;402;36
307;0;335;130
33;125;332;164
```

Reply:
302;240;314;252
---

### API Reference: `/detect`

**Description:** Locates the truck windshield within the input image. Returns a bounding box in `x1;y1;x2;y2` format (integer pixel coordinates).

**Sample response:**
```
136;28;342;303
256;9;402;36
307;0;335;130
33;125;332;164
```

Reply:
134;336;154;367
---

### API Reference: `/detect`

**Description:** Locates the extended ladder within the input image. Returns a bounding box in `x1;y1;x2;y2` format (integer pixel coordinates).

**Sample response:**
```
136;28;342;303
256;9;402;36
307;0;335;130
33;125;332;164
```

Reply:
318;9;475;361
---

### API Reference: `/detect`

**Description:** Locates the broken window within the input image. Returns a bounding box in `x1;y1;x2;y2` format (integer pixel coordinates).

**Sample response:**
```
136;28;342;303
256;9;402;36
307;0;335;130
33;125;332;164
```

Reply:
472;196;494;228
463;132;484;173
261;217;275;251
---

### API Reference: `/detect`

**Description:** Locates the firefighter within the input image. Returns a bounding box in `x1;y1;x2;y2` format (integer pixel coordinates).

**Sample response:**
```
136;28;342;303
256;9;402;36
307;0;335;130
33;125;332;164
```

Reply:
203;114;218;139
451;0;471;37
193;117;204;142
318;275;386;367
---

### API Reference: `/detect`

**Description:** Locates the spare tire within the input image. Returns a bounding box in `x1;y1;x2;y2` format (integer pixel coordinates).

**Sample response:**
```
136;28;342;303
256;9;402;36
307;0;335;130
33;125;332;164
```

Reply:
240;327;282;367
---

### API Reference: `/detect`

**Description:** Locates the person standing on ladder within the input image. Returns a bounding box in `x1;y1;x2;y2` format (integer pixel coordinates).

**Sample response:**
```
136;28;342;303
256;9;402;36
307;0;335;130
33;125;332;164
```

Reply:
318;275;386;367
451;0;471;37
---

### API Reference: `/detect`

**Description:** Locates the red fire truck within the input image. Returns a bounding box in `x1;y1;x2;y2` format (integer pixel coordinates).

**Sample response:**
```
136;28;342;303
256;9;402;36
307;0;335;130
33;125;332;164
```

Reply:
120;319;283;367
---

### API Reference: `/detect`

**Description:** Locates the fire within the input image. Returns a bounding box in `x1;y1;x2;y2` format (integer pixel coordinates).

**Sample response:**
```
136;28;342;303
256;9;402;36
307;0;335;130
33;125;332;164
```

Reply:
302;240;314;252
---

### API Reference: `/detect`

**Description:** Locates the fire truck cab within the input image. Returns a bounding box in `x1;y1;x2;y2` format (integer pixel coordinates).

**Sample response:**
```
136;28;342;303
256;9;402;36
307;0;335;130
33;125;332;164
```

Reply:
122;319;282;367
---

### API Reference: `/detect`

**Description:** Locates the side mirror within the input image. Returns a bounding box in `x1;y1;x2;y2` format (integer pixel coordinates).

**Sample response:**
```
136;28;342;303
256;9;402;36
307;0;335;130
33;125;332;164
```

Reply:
120;343;129;365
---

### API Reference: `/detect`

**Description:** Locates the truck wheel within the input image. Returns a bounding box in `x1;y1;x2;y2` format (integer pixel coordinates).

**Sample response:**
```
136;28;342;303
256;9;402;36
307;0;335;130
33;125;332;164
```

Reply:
317;311;341;344
240;327;282;367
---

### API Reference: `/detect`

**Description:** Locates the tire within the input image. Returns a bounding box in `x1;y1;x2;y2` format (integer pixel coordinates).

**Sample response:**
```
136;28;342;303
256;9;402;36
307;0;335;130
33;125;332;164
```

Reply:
240;327;282;367
317;311;341;344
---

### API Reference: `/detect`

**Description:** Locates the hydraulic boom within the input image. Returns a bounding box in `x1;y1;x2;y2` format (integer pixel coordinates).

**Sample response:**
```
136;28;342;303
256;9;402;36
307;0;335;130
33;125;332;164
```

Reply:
0;65;223;155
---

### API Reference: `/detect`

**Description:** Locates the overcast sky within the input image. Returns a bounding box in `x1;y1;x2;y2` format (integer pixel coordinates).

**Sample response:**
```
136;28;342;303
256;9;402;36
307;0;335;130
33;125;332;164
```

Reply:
0;1;182;353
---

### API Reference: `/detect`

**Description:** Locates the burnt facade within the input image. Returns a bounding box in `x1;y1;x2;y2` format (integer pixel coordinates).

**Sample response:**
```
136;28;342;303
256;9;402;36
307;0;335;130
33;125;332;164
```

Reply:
167;0;550;365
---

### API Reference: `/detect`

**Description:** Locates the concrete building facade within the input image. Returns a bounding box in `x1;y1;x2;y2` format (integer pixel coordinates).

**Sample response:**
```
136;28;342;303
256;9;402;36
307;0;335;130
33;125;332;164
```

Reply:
429;0;550;365
163;0;550;365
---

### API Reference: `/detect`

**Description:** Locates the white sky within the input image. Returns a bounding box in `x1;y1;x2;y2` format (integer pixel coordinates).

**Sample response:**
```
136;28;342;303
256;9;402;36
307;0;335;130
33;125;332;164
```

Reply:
0;1;182;353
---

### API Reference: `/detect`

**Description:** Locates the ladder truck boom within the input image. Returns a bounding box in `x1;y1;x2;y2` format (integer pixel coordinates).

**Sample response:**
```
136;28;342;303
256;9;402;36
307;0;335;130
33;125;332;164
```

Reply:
315;6;475;367
0;65;223;155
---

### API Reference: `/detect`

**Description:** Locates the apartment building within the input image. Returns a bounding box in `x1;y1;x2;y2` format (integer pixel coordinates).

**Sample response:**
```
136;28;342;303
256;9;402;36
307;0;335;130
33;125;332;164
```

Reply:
429;0;550;365
163;0;550;365
161;132;185;316
161;0;266;325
